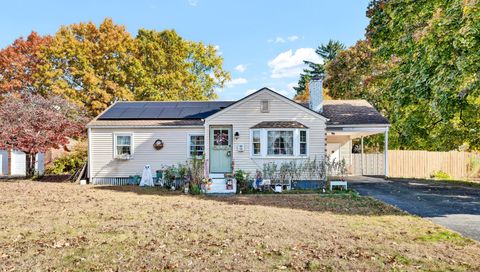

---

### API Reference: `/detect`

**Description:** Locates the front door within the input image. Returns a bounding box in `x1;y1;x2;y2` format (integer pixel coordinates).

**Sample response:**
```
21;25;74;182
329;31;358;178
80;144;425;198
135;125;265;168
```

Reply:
209;126;232;173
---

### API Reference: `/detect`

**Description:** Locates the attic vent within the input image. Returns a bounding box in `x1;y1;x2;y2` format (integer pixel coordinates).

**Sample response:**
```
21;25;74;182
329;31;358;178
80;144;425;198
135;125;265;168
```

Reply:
260;100;269;113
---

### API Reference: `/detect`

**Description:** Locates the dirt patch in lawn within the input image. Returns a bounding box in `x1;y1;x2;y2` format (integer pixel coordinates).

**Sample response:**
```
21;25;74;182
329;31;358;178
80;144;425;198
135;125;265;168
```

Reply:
1;181;479;271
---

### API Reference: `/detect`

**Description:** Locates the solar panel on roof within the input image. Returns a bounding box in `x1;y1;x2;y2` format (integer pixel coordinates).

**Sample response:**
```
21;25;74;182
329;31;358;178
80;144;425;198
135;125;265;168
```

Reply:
97;101;236;120
119;107;144;118
137;107;162;119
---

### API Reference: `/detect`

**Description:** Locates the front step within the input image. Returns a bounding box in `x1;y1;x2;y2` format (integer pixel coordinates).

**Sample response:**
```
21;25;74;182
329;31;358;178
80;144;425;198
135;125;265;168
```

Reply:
207;173;236;194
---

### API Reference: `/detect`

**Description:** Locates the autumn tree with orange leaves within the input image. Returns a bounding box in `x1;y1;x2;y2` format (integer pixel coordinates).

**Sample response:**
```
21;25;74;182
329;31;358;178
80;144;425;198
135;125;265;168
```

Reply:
0;32;51;96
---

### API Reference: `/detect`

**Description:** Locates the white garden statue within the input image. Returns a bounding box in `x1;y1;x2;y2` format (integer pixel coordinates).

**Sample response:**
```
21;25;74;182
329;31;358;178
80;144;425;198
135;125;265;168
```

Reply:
140;165;154;187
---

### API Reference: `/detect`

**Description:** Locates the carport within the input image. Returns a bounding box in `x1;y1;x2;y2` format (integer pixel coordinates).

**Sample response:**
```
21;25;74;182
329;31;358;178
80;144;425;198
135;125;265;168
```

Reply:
322;100;390;177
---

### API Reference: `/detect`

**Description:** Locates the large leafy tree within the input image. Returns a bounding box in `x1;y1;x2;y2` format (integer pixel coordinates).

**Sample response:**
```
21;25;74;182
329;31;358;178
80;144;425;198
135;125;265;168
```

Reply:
0;94;88;177
0;32;51;95
133;29;229;101
36;18;141;116
294;40;345;100
324;40;390;109
36;18;229;116
365;0;480;150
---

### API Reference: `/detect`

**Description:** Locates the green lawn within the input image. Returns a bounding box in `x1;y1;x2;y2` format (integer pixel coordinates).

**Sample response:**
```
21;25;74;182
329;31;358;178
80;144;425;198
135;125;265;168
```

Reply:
1;181;479;271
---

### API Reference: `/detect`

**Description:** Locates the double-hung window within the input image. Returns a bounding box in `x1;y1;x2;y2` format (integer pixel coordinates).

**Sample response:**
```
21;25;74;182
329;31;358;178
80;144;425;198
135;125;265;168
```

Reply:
252;130;261;155
300;130;307;155
189;134;205;157
114;133;133;158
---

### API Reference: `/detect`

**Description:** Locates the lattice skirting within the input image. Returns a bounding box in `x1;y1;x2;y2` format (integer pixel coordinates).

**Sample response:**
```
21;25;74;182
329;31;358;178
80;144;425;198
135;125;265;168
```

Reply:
91;177;130;185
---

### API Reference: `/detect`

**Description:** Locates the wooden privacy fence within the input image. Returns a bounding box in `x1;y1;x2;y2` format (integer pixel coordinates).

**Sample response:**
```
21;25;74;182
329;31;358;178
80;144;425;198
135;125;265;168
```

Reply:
351;153;385;176
351;150;478;179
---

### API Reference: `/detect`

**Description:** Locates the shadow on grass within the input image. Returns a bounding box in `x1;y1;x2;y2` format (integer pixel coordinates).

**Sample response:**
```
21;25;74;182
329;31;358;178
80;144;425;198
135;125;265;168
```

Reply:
93;185;406;216
93;185;184;196
203;193;407;216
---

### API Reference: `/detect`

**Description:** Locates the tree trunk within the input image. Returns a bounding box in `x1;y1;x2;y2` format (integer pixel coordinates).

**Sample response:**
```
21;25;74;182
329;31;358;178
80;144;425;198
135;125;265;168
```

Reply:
25;153;37;178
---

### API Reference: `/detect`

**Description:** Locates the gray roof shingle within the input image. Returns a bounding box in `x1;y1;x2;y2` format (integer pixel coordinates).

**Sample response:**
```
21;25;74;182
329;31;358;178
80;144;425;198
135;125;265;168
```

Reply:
320;100;389;125
89;97;388;127
251;121;308;129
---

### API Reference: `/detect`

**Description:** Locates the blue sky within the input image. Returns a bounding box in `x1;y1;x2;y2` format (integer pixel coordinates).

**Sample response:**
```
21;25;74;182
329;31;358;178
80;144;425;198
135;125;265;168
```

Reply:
0;0;370;101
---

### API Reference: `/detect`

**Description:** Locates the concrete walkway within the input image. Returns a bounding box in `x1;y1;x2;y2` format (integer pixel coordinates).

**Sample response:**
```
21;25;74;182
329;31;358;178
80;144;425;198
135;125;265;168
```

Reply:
348;176;480;241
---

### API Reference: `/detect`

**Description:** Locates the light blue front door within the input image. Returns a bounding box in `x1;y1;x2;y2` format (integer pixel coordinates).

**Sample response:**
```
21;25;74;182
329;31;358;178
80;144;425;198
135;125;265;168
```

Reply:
209;126;232;173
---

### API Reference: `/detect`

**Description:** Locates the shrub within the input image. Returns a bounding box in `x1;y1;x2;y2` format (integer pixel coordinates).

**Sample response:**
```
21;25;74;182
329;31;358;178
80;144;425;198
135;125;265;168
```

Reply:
187;154;204;185
190;184;202;195
45;141;87;174
430;170;452;180
234;169;250;193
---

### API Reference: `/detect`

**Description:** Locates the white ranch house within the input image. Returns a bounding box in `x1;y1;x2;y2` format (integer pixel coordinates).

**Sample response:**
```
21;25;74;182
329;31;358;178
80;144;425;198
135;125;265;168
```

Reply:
87;79;390;193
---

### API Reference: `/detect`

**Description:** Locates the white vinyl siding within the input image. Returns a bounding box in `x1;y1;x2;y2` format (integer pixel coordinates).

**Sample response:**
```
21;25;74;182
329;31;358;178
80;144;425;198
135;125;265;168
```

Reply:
205;91;326;175
90;127;203;178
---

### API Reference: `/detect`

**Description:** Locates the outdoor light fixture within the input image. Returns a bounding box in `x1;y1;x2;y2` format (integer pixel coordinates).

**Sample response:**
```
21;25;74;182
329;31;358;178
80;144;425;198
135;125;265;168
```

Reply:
234;131;240;140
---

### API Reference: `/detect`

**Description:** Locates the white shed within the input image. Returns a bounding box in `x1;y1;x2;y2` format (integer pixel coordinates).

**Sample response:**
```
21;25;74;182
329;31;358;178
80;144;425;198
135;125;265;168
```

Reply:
0;150;44;176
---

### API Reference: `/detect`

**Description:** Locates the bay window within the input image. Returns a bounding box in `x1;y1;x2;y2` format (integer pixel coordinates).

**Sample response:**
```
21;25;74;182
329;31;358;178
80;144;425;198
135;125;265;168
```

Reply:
250;129;308;157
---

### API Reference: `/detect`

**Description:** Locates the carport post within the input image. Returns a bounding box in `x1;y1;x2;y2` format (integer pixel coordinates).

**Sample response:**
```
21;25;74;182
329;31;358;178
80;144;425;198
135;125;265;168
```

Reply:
384;127;389;177
361;136;364;176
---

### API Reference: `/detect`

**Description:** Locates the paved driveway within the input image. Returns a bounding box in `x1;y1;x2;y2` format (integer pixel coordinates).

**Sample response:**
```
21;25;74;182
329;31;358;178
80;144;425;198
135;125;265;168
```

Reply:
349;176;480;241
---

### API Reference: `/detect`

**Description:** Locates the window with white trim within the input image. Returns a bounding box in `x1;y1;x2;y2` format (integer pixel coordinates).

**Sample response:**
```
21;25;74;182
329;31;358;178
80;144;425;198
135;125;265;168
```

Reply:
252;130;261;155
300;130;307;155
250;129;309;157
267;131;293;155
114;133;133;157
188;134;205;157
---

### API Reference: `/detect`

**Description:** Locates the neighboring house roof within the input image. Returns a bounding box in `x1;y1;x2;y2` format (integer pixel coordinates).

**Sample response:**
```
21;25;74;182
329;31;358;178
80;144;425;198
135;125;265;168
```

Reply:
251;121;308;129
87;89;389;128
321;100;389;126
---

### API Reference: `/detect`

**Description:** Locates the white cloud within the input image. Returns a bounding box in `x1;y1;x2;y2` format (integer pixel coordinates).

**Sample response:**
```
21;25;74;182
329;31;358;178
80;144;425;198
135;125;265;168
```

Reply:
226;77;248;88
235;64;247;73
268;37;285;43
287;35;299;42
268;35;300;44
268;48;322;79
188;0;198;6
